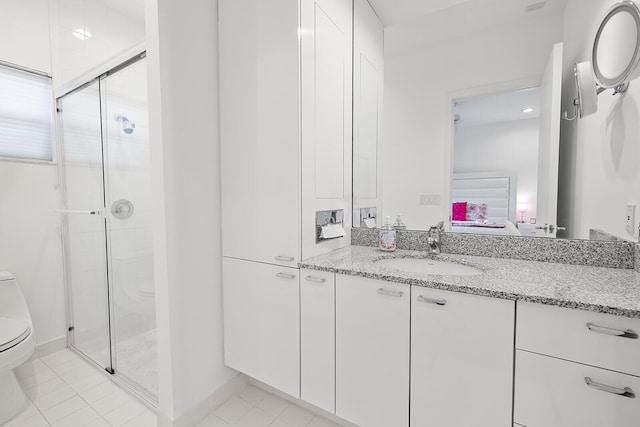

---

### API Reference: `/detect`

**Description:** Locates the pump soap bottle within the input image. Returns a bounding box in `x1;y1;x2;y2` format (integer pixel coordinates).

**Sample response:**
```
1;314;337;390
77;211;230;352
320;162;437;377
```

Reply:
379;216;397;252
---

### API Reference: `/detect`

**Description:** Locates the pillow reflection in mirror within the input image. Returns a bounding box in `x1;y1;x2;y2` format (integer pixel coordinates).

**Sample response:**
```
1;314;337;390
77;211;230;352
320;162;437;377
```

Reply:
466;203;488;222
452;201;467;221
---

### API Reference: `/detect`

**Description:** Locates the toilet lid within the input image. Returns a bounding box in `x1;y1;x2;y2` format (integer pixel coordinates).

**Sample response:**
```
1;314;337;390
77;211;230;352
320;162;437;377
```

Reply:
0;317;30;352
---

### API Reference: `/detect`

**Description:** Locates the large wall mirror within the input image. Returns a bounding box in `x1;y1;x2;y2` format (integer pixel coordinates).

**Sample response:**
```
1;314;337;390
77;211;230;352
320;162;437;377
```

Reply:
353;0;640;242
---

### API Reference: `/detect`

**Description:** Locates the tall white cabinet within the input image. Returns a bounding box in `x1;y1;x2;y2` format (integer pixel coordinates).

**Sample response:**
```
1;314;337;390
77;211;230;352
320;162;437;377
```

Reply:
219;0;352;399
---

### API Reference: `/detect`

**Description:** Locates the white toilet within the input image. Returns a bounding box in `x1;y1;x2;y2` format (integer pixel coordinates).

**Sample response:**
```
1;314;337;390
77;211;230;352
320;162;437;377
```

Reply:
0;271;35;425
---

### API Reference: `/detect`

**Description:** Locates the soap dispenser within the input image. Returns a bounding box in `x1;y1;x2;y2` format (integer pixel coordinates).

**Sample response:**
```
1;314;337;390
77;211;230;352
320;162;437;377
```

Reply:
379;216;397;252
393;214;406;230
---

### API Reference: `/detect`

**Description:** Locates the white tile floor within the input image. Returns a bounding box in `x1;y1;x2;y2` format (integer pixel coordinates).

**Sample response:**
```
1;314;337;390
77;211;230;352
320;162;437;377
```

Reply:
3;349;343;427
197;385;342;427
1;349;155;427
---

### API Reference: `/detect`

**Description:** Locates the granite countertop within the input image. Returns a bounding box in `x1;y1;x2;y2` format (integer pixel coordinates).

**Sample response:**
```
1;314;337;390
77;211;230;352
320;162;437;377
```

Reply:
299;245;640;318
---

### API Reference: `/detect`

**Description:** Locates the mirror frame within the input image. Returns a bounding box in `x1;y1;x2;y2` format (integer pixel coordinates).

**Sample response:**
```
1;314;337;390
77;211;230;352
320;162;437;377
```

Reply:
592;0;640;90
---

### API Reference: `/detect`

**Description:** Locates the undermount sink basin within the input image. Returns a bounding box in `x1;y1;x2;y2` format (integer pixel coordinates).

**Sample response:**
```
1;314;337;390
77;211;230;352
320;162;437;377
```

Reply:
375;257;482;276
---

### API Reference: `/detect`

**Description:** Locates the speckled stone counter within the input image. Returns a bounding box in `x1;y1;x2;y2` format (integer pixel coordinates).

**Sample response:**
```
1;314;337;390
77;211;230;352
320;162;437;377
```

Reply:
351;227;636;269
299;245;640;318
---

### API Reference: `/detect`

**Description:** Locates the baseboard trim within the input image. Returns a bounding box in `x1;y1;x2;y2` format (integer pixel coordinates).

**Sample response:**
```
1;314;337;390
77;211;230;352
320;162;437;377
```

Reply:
157;374;247;427
30;336;67;361
248;377;358;427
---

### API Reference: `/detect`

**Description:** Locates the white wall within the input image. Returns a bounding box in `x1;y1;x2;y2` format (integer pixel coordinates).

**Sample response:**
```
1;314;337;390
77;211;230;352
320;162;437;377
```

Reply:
454;118;540;221
381;9;564;230
0;0;67;348
146;0;234;422
558;0;640;240
0;162;66;347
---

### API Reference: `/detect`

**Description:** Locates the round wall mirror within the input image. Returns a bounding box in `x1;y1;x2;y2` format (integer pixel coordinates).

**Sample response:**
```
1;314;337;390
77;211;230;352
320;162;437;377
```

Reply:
592;0;640;90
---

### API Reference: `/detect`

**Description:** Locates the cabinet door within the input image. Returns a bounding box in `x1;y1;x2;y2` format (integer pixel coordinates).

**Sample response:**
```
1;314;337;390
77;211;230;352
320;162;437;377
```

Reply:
515;350;640;427
335;275;409;427
411;288;515;426
300;269;335;413
301;0;353;260
222;257;300;397
219;0;300;267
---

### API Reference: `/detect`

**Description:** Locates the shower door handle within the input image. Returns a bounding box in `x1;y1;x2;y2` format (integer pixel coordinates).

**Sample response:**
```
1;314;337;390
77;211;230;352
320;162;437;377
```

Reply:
56;209;103;215
111;199;135;219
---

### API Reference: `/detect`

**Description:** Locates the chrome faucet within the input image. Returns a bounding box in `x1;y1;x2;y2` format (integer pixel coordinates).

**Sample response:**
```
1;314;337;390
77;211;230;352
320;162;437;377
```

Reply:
427;221;444;254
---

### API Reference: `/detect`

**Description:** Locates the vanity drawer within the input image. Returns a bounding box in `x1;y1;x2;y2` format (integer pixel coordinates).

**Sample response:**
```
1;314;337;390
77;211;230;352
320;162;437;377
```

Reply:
516;301;640;376
514;350;640;427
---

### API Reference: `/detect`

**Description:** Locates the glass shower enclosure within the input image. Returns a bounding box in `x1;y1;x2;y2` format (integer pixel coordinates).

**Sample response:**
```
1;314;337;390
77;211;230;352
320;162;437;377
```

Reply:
57;54;157;402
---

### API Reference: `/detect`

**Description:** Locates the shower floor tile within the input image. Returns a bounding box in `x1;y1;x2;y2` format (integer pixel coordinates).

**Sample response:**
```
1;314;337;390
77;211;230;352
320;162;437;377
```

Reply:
88;328;158;399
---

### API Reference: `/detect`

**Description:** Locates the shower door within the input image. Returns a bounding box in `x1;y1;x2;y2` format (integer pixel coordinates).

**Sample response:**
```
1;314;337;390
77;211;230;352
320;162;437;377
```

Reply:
58;80;113;371
59;54;157;401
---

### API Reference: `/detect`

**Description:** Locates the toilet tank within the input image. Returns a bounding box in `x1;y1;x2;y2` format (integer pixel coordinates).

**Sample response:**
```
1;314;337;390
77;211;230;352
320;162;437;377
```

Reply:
0;272;32;322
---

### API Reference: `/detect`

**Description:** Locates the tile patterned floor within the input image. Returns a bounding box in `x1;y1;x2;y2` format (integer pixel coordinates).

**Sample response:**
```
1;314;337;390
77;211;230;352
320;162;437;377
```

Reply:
197;385;342;427
1;349;155;427
2;349;344;427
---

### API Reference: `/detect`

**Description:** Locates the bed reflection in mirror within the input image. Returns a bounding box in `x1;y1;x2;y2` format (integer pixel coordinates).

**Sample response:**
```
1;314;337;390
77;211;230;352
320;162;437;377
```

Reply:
451;88;543;238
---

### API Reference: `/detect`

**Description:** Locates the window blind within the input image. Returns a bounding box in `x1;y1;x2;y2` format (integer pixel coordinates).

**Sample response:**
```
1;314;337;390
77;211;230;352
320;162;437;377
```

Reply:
0;64;54;161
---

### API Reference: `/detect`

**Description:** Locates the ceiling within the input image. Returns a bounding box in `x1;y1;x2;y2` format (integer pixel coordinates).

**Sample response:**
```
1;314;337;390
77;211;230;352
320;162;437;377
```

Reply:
368;0;566;28
366;0;476;27
453;87;541;127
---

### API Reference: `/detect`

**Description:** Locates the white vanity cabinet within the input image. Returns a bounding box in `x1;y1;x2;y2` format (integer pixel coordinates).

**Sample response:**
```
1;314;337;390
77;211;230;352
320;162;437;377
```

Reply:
222;257;300;398
410;287;515;427
300;269;335;413
514;302;640;426
335;274;410;427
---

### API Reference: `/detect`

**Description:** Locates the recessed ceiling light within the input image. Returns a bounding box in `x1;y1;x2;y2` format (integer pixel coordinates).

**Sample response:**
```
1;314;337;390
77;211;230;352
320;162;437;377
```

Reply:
72;29;92;40
522;107;534;113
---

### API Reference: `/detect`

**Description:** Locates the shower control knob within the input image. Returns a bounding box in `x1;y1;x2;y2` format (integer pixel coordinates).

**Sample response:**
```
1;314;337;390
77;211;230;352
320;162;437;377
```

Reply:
111;199;134;219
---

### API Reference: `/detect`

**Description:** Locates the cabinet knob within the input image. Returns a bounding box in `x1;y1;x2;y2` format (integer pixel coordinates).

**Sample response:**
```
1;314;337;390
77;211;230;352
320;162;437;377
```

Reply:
586;322;638;339
304;276;326;283
417;295;447;306
584;377;635;398
276;272;296;280
377;288;403;298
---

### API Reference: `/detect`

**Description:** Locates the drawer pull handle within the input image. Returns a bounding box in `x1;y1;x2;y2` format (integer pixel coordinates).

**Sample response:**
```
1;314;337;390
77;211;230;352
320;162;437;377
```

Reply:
305;276;326;283
377;288;403;298
417;295;447;306
586;322;638;339
276;272;296;280
585;377;635;398
275;255;295;262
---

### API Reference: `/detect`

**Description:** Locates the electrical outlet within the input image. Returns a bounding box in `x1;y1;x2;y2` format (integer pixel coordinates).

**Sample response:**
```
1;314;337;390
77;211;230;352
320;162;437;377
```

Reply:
626;204;636;235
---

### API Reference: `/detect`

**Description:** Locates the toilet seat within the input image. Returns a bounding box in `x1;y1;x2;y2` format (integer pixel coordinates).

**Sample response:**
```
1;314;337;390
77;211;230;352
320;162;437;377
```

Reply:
0;318;30;353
